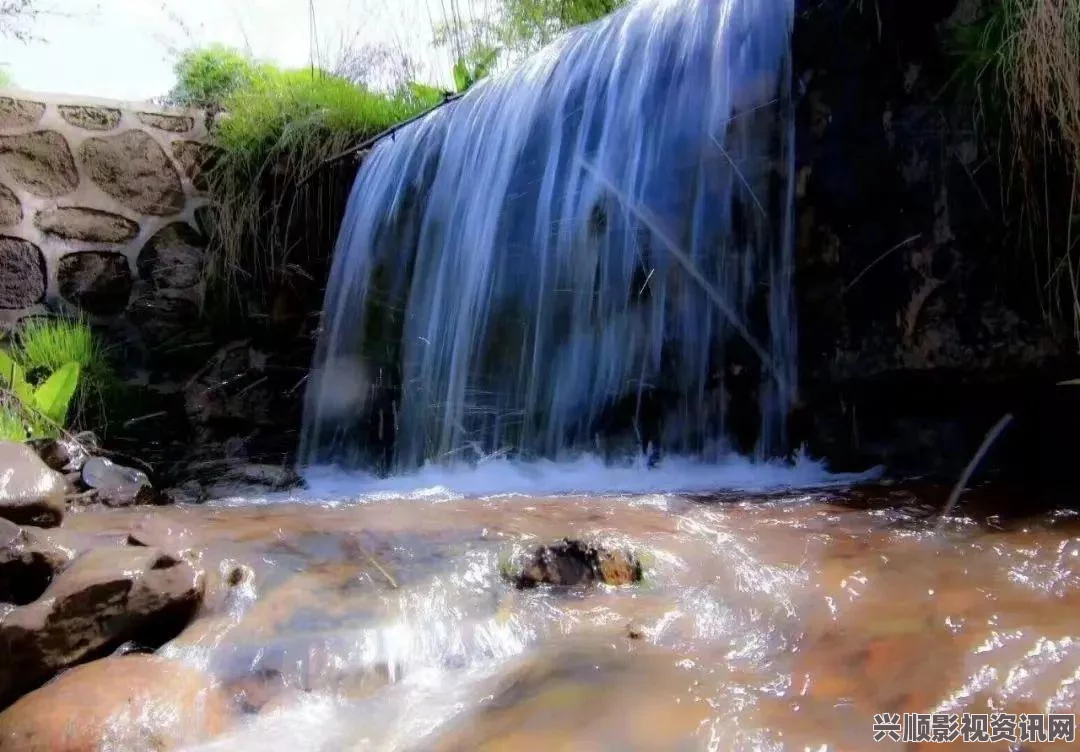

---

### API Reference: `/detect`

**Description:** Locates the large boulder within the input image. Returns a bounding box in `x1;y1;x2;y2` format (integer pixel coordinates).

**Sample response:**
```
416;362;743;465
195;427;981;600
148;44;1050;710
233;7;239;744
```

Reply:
0;441;67;527
0;546;204;708
0;655;232;751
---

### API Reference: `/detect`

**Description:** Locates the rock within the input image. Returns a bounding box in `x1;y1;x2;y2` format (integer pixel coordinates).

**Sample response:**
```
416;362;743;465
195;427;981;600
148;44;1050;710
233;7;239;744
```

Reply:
0;131;79;198
0;522;77;605
220;464;303;491
35;207;139;243
57;251;134;315
128;286;201;344
511;539;643;589
137;111;194;133
0;98;45;129
0;441;66;527
0;546;204;707
80;130;185;216
164;480;205;505
28;437;91;474
56;104;121;131
0;184;20;228
137;222;207;289
171;140;215;191
0;655;231;750
0;237;46;310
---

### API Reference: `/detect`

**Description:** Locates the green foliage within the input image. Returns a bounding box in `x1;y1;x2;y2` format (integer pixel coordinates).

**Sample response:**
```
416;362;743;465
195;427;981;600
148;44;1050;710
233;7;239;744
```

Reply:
435;0;626;74
0;67;13;87
168;44;260;110
453;46;500;93
0;318;112;440
499;0;627;51
167;46;442;306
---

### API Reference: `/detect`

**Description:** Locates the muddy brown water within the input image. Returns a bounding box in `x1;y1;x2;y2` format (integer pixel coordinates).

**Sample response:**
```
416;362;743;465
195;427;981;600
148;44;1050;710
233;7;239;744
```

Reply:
59;484;1080;751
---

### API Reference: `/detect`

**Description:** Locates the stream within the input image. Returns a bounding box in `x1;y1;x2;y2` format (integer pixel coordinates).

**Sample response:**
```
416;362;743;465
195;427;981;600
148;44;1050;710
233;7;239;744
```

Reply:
58;463;1080;751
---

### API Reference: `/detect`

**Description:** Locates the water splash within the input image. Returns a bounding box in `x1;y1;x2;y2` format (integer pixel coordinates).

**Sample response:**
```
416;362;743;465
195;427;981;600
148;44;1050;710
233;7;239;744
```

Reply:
301;0;797;472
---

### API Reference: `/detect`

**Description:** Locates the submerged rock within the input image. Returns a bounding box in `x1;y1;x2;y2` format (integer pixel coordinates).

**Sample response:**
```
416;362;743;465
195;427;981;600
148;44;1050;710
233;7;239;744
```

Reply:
0;441;67;527
511;539;643;589
0;655;231;751
0;546;204;708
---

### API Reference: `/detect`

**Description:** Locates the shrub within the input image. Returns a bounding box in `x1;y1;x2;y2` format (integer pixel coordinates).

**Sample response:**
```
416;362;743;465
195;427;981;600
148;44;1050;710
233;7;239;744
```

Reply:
166;46;442;316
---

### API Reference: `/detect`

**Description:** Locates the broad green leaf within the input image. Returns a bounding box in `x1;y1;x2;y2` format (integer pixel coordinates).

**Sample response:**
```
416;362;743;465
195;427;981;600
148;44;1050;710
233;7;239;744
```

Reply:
33;361;81;427
0;349;32;403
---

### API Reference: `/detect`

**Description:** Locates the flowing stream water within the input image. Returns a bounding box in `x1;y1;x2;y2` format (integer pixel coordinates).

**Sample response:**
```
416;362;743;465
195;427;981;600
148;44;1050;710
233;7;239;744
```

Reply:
60;473;1080;751
56;0;1080;748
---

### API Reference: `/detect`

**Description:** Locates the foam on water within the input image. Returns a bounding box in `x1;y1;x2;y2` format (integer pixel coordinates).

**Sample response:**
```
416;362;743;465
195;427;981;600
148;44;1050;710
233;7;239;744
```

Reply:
212;451;881;505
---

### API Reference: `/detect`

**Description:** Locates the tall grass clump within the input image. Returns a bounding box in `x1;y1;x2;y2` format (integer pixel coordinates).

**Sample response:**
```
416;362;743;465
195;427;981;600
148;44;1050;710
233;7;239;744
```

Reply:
168;47;442;320
949;0;1080;344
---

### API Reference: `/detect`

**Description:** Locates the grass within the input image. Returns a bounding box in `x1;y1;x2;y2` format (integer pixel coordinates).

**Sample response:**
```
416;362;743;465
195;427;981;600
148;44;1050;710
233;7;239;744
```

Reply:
948;0;1080;344
167;47;443;317
8;316;114;435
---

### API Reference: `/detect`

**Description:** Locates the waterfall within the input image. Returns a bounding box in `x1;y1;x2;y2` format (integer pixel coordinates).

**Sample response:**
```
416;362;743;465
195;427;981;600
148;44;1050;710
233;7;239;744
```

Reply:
300;0;796;473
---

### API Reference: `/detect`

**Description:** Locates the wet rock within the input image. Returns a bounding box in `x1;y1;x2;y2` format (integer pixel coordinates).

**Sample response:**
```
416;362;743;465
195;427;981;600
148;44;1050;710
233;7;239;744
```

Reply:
164;479;206;505
511;539;643;589
137;221;206;289
0;97;45;129
0;131;79;198
80;457;168;507
209;464;303;495
0;546;204;707
35;207;139;243
0;441;66;527
0;521;76;605
0;184;20;227
80;130;185;216
0;654;231;750
0;237;46;309
56;104;121;131
27;436;91;474
81;456;149;494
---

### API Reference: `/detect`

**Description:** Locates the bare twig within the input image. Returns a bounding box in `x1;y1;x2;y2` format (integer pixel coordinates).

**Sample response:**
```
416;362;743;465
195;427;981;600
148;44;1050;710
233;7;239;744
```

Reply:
935;412;1014;531
346;535;399;589
842;234;922;295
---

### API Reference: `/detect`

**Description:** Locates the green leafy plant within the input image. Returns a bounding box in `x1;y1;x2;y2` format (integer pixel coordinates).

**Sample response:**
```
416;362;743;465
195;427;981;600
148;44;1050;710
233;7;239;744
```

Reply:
453;45;500;93
0;318;110;441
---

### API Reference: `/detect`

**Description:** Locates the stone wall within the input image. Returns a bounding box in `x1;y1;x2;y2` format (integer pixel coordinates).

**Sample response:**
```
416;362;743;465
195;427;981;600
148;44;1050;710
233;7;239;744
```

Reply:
0;90;210;336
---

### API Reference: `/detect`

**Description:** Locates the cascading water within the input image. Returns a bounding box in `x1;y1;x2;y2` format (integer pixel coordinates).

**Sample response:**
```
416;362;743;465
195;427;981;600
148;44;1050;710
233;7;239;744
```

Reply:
301;0;797;473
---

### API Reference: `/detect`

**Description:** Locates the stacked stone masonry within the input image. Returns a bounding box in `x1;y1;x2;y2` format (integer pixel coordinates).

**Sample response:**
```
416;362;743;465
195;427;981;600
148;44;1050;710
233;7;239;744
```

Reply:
0;90;210;323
